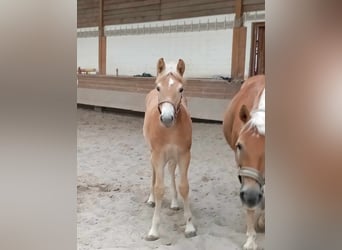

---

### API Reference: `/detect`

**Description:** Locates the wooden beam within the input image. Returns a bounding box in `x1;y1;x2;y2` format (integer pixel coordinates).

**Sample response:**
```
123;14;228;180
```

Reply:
231;27;247;79
234;0;243;27
98;0;106;74
231;0;246;80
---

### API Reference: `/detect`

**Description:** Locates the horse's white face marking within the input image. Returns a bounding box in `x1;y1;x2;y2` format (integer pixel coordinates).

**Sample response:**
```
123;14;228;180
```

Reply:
160;102;175;127
169;78;174;87
161;102;174;117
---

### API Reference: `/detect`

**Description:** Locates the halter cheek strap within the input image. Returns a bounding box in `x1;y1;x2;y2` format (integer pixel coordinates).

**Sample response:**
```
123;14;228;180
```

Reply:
238;166;265;187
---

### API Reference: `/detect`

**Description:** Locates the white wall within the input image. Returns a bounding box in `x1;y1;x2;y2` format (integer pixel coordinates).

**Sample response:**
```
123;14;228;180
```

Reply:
77;12;265;79
107;29;233;78
77;37;98;70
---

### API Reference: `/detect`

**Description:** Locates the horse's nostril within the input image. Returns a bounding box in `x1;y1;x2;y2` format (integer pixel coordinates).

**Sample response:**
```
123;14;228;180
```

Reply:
240;191;245;199
258;193;263;200
170;116;174;121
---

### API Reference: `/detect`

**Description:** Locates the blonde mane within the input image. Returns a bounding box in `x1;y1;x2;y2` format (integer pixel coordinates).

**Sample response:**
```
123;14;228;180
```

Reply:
246;88;265;135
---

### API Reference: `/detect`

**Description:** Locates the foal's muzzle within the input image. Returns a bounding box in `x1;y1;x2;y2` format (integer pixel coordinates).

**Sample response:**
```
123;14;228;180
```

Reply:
160;113;174;127
158;102;176;128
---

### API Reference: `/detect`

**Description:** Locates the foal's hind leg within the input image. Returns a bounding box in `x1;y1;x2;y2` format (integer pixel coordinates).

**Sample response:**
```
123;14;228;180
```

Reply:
168;160;179;210
146;152;165;241
178;151;196;238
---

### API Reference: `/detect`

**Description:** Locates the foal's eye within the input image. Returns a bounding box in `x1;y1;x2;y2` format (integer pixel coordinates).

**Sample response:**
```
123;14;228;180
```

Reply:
236;143;242;151
156;86;160;91
179;87;184;93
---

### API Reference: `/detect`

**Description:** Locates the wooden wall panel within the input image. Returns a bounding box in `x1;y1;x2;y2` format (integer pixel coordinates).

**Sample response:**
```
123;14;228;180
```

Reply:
77;0;265;28
78;0;99;28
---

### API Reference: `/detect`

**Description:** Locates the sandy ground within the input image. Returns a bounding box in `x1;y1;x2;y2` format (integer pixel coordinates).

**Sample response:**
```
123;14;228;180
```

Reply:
77;107;264;250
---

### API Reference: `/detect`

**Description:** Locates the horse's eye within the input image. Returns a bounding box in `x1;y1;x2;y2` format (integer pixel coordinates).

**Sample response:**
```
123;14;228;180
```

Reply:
156;86;160;91
179;87;184;93
236;143;242;150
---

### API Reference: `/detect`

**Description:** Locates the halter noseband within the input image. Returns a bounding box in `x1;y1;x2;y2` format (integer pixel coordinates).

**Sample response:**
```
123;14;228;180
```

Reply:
157;96;182;118
238;166;265;187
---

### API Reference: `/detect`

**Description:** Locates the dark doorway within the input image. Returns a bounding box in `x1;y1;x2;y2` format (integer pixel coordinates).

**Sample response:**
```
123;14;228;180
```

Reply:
249;22;265;76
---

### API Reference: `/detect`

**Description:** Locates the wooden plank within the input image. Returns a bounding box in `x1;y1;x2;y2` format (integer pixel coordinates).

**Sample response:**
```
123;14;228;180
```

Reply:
243;0;264;5
104;9;160;22
104;0;142;5
104;16;160;25
104;0;160;11
78;8;98;15
77;75;241;99
104;4;160;16
77;21;98;28
243;3;265;12
161;8;234;21
160;2;234;15
161;0;231;9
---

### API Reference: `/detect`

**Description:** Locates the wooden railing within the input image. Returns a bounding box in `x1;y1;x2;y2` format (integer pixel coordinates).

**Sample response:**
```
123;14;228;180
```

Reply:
77;74;241;99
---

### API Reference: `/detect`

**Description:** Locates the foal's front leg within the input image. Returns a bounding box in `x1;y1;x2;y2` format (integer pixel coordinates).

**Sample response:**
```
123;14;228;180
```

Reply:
147;156;156;207
168;160;179;210
146;152;165;241
178;151;196;238
243;209;257;250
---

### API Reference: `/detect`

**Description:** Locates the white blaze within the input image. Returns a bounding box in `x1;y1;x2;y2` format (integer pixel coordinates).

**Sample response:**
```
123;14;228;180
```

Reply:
169;78;174;86
161;102;175;118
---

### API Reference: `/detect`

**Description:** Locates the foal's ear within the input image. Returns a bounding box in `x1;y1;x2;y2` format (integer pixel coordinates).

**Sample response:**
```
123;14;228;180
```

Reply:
176;59;185;76
239;105;251;123
157;58;165;75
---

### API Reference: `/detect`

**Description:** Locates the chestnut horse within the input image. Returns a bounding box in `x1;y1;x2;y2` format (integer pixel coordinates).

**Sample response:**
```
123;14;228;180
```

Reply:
143;58;196;241
223;75;265;250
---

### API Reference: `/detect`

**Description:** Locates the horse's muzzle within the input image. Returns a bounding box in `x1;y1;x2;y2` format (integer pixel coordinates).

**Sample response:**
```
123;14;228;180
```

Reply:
160;114;174;127
159;102;176;128
240;186;263;208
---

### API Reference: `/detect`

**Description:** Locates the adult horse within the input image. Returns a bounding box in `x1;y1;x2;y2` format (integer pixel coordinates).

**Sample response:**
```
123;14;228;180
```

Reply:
143;58;196;241
223;75;265;250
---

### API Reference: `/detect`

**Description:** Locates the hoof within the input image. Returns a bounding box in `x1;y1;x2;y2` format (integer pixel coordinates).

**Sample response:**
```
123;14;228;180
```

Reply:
170;206;180;211
185;230;197;238
147;201;155;207
243;241;257;250
145;234;159;241
257;215;265;232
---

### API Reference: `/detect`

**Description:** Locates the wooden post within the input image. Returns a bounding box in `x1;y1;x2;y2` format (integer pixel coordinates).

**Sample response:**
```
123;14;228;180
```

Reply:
231;0;246;80
98;0;106;74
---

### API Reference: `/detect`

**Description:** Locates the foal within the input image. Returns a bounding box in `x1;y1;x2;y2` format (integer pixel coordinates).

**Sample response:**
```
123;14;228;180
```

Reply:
143;58;196;241
223;75;265;250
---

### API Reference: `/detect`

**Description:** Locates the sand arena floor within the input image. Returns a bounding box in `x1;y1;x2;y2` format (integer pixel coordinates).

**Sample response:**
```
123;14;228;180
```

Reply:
77;107;264;250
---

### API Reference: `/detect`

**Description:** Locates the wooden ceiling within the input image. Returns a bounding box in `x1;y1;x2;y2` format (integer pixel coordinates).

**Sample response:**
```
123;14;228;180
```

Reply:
78;0;265;28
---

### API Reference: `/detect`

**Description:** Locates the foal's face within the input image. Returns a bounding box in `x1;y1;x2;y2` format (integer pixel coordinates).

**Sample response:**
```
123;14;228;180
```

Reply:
155;58;185;128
